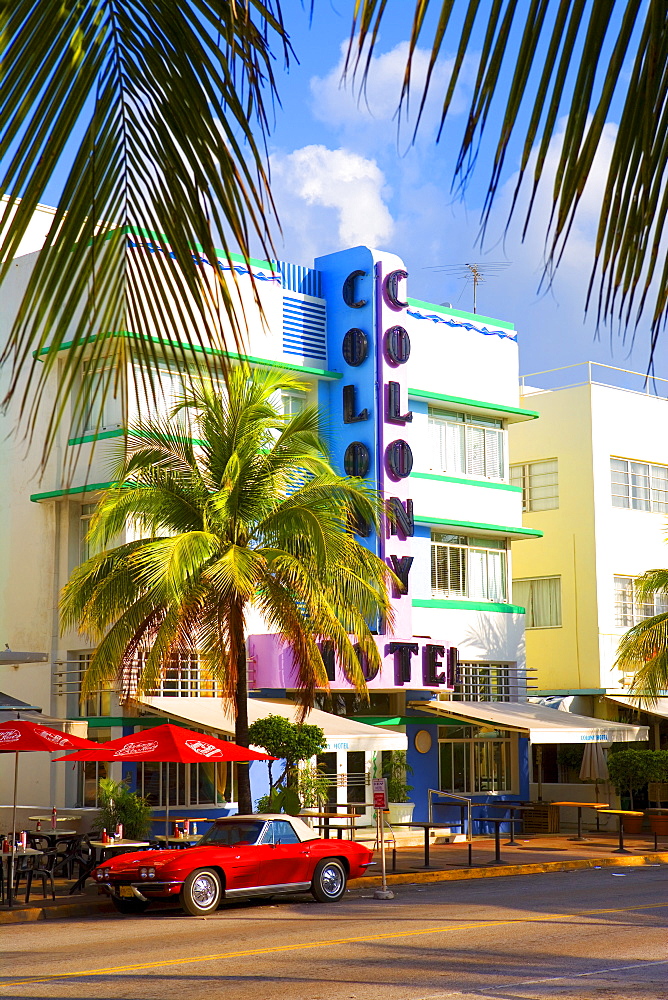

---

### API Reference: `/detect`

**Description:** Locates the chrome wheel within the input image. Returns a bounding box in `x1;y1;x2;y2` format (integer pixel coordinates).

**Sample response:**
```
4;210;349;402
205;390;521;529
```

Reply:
180;868;222;916
311;858;347;903
193;873;218;907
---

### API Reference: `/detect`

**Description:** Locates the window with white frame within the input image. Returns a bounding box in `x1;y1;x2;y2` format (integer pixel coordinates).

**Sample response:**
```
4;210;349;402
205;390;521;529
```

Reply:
431;532;507;602
513;577;561;627
140;651;219;698
611;457;668;513
439;725;514;794
138;757;235;806
81;358;124;433
281;390;306;417
428;408;505;480
614;575;668;627
510;459;558;510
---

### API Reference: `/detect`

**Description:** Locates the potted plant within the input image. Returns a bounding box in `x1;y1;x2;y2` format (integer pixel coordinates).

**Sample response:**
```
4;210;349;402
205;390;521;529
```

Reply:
607;749;656;832
97;777;153;840
382;750;415;825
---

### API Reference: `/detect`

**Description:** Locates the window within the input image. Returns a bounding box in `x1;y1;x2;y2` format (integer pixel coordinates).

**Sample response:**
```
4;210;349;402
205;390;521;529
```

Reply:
281;391;306;417
614;575;668;626
439;725;513;794
140;651;219;698
513;577;561;627
138;758;235;807
77;728;111;807
80;358;123;433
611;458;668;513
510;459;558;510
453;663;512;702
431;533;507;602
428;408;505;480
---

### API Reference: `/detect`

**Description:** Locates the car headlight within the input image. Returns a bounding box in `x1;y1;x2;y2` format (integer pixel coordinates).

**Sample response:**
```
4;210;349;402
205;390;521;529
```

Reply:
147;867;156;878
139;867;147;878
95;867;111;880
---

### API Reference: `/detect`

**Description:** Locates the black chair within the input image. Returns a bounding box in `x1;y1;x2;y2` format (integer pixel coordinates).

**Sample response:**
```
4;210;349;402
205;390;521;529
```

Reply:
53;835;94;881
14;852;56;903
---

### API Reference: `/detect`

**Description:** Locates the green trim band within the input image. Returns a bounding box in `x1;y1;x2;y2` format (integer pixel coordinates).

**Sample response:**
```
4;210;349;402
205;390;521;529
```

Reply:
33;331;342;380
348;715;458;726
411;471;522;493
68;428;126;446
408;387;538;421
30;481;114;502
415;515;542;539
413;599;525;614
406;297;515;331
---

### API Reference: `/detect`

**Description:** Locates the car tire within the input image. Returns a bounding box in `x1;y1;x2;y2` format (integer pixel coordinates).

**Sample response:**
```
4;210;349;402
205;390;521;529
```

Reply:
110;896;150;915
180;868;222;916
310;858;347;903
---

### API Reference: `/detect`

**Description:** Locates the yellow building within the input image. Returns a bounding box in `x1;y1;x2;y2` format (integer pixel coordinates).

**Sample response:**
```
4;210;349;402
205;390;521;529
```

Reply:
510;363;668;780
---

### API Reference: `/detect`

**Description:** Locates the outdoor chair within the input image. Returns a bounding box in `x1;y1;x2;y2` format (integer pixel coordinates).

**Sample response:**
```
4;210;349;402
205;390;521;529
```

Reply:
14;852;56;903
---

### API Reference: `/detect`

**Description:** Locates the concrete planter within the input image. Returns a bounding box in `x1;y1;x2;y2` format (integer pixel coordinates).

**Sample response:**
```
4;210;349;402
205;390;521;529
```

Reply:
388;802;415;825
623;814;643;834
648;814;668;836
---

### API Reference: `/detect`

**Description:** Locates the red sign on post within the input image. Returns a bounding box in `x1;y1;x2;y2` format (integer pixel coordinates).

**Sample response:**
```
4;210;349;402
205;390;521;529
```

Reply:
372;778;388;810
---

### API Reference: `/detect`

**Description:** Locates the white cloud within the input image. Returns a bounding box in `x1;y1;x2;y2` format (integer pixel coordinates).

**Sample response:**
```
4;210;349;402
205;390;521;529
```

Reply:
269;145;394;261
310;40;473;149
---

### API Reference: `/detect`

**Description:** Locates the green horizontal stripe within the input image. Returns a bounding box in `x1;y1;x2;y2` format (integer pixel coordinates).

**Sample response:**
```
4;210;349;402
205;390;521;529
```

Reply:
408;387;538;420
411;472;522;492
33;331;342;380
30;481;115;502
68;428;126;446
406;298;515;331
415;515;542;538
413;599;525;614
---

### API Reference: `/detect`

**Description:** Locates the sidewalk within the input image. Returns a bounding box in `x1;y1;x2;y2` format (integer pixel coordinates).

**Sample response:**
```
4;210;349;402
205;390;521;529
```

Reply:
2;831;667;924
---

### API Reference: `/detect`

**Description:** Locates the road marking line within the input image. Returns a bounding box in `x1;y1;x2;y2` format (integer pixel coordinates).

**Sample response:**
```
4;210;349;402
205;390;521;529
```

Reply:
412;957;668;999
3;901;667;988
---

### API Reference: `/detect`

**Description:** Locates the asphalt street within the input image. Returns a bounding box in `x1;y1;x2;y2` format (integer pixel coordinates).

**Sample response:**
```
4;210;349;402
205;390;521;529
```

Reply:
2;866;668;1000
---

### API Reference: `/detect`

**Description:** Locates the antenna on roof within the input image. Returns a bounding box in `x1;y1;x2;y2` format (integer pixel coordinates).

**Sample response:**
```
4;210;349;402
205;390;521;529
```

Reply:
424;262;511;314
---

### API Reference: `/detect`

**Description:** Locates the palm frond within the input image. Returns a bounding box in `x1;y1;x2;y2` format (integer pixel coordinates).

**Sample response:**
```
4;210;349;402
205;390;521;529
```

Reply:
615;611;668;705
348;0;668;362
1;1;290;461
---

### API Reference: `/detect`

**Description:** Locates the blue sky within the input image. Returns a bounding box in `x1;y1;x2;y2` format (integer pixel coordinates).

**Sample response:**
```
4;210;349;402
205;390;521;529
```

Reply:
20;2;660;381
252;2;658;380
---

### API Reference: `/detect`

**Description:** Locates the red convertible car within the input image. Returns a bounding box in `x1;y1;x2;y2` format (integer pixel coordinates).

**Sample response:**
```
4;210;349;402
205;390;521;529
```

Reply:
93;815;374;915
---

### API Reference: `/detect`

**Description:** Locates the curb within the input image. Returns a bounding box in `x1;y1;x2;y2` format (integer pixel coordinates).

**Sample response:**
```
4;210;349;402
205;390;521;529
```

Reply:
3;853;667;923
0;898;114;925
350;851;668;889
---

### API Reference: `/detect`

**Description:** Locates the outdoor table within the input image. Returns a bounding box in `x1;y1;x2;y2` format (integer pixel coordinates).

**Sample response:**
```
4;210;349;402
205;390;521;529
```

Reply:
154;834;202;847
297;812;357;840
68;839;150;895
391;820;470;868
645;808;668;850
29;829;77;848
596;809;644;854
28;815;81;824
485;804;534;845
471;816;522;865
551;801;610;842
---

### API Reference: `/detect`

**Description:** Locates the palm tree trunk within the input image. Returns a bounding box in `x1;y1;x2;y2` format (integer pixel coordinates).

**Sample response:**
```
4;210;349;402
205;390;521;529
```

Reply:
232;607;253;814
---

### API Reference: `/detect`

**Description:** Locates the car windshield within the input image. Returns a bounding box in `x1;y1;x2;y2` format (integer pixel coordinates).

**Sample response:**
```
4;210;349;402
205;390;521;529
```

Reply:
198;820;265;847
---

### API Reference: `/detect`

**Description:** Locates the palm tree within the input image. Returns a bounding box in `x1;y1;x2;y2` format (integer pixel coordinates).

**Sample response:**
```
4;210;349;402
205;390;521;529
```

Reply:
59;366;395;813
615;569;668;705
347;1;667;365
1;2;290;461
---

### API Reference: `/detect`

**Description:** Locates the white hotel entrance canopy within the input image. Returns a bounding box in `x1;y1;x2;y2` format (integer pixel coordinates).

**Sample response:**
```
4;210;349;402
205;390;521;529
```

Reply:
407;699;648;744
136;696;407;753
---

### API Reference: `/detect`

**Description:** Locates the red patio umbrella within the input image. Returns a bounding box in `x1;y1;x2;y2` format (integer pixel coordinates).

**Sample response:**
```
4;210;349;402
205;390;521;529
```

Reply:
55;723;275;843
0;719;100;907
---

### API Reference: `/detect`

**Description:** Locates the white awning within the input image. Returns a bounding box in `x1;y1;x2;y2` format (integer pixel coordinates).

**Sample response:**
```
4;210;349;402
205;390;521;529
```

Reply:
607;695;668;720
135;696;407;752
407;699;648;744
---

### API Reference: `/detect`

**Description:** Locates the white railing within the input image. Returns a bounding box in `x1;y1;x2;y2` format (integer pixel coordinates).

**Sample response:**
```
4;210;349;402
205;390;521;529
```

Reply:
520;362;668;397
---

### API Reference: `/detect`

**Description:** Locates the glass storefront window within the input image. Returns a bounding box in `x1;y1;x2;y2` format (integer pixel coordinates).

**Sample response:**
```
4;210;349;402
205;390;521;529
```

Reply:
438;726;513;794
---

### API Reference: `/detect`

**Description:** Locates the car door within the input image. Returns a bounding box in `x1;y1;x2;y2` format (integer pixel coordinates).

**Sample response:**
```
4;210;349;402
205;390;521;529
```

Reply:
260;820;313;888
